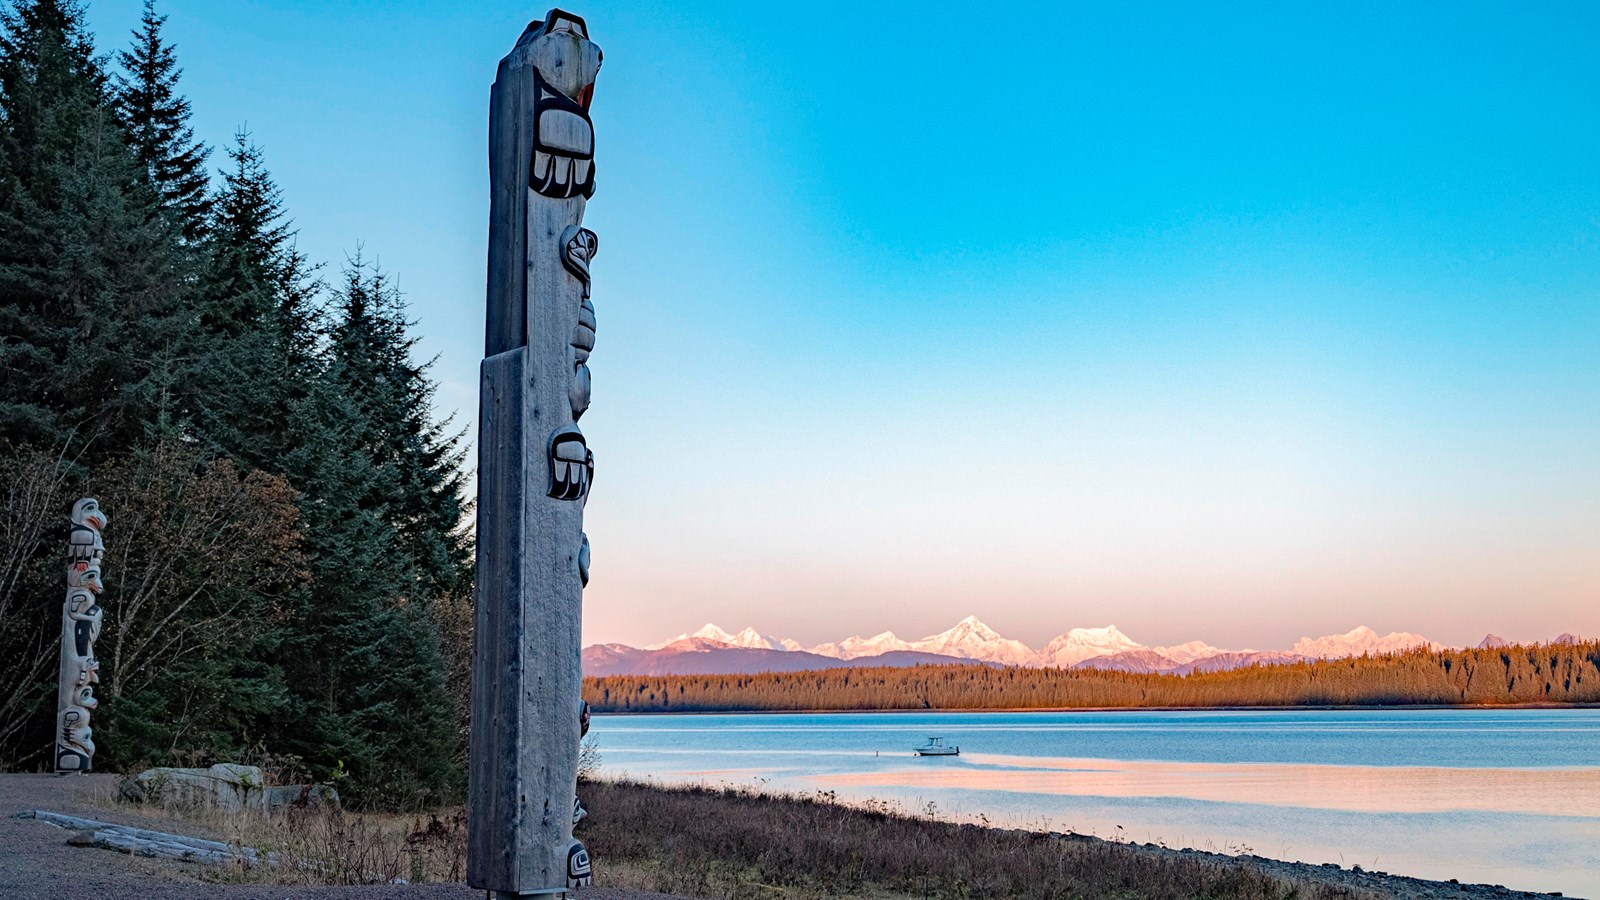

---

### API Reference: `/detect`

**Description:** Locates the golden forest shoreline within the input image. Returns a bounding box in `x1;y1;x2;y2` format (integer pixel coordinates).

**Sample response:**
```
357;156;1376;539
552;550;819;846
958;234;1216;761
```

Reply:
585;641;1600;713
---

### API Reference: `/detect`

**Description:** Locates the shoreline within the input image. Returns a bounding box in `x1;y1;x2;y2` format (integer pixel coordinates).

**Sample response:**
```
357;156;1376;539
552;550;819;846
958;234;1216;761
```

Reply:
583;777;1580;900
593;701;1600;716
589;707;1596;896
0;773;1581;899
1053;829;1580;900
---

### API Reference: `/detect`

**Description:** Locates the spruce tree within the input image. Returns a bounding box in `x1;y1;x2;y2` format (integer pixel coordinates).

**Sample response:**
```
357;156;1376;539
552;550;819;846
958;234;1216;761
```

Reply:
198;129;320;468
0;0;476;802
113;0;209;240
327;256;472;600
0;0;189;456
268;256;470;806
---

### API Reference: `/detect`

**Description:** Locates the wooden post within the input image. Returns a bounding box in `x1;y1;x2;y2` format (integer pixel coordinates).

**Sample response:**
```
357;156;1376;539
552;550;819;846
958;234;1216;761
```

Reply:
57;498;107;774
469;9;600;897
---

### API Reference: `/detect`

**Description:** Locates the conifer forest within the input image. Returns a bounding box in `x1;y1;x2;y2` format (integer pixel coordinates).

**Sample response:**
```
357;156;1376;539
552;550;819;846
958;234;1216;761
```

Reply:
0;0;472;808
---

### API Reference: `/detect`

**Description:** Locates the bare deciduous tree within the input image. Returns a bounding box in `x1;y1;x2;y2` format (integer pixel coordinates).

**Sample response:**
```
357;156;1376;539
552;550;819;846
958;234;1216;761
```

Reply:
98;445;302;701
0;447;78;765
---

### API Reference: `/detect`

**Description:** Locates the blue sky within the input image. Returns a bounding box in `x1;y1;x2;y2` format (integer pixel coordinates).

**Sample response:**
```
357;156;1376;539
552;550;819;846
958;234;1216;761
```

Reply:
82;1;1600;649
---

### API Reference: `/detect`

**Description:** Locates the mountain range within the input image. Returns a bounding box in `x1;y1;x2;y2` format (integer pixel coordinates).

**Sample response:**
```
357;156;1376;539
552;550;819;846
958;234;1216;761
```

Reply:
585;616;1575;678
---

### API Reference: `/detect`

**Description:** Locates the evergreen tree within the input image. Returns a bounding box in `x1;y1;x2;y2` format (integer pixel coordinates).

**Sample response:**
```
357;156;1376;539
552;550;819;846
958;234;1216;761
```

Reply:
0;0;189;456
0;1;476;803
267;257;470;807
267;360;461;808
327;256;472;600
198;129;320;469
113;0;209;240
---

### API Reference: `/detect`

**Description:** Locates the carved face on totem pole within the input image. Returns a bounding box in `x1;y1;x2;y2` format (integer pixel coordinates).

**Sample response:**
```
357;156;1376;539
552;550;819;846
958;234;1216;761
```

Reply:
71;498;108;533
56;707;93;771
566;840;593;887
67;560;103;594
64;590;101;688
68;497;108;566
561;226;599;421
71;657;99;688
520;11;601;200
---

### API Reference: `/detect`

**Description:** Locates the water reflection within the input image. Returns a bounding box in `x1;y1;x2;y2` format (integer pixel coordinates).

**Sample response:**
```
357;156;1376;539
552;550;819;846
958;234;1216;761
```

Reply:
818;754;1600;817
592;710;1600;896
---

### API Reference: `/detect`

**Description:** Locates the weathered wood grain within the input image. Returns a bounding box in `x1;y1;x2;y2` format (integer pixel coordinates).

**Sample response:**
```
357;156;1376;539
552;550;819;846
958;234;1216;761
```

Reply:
470;10;600;897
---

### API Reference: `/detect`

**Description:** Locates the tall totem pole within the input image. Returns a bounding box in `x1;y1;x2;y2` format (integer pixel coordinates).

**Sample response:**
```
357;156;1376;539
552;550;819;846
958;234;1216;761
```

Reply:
469;9;600;897
57;498;108;773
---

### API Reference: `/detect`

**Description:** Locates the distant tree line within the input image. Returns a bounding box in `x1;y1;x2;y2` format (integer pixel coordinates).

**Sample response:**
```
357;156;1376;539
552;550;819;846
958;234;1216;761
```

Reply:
585;642;1600;713
0;0;471;807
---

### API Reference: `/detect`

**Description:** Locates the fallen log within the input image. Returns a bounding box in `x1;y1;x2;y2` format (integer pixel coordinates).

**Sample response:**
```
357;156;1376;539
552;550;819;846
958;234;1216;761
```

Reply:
21;809;408;883
21;809;271;866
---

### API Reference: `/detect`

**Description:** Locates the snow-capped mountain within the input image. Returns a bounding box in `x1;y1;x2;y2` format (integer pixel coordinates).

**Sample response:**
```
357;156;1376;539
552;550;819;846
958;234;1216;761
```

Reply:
809;631;915;660
584;640;969;677
1289;626;1435;659
648;624;784;651
605;617;1579;678
1152;640;1224;666
1478;634;1509;649
1038;625;1142;668
912;616;1038;666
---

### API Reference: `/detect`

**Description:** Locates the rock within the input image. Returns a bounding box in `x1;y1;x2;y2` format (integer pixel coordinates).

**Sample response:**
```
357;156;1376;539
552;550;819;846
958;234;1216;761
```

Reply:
120;763;340;816
263;783;340;812
120;764;266;813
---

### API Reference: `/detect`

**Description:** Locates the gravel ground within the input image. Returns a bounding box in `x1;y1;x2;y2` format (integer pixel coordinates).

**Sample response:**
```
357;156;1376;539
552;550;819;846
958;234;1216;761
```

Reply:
0;774;689;900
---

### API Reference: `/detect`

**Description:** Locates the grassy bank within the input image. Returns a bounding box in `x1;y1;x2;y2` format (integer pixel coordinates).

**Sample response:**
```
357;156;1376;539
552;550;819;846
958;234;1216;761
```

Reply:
88;773;1372;897
579;779;1377;900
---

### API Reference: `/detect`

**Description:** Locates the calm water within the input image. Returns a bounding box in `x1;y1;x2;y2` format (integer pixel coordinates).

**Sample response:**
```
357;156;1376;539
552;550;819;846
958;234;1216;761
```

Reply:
592;709;1600;897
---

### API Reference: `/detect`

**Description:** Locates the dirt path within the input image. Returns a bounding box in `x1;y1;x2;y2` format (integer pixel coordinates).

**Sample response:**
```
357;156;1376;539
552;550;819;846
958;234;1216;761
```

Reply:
0;774;687;900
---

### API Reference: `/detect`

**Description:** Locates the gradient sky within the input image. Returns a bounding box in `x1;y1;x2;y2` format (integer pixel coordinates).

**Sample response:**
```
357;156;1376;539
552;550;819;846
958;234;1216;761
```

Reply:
81;1;1600;651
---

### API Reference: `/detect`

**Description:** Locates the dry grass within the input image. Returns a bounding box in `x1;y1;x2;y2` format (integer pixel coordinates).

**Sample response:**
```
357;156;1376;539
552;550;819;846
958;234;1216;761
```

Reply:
91;773;1380;898
576;779;1382;900
90;780;467;886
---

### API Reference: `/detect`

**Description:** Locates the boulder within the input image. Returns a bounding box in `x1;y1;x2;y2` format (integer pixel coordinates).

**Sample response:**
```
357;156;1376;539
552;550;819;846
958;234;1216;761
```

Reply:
120;763;266;813
263;783;341;812
120;763;340;815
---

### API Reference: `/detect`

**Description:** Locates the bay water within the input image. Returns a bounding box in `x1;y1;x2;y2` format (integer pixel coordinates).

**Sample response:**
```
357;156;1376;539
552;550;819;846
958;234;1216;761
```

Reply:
591;708;1600;896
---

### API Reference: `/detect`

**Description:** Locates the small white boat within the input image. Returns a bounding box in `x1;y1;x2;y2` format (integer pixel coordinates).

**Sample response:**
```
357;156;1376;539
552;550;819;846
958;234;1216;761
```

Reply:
914;736;959;756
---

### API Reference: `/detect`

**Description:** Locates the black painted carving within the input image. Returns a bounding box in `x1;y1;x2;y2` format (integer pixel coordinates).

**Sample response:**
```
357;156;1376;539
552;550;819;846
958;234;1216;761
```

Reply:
527;11;598;201
560;226;599;296
548;428;593;501
567;841;593;887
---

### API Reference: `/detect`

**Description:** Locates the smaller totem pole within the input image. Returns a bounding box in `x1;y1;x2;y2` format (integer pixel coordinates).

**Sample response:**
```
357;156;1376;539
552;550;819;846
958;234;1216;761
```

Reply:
57;498;108;773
